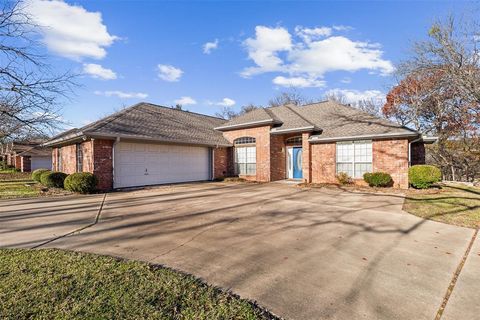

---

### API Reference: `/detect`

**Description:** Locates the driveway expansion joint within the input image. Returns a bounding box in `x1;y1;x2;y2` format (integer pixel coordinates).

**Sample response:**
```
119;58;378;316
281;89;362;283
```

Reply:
434;228;479;320
31;193;107;249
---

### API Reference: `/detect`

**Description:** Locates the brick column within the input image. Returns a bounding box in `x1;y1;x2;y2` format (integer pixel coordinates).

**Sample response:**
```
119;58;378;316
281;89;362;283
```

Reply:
302;132;312;183
21;156;31;172
15;155;21;170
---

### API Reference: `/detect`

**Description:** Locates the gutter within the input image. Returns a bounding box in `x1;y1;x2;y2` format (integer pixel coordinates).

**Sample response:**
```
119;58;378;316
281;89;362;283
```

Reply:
214;119;280;131
308;131;419;143
42;131;85;147
408;135;438;165
270;126;317;134
44;131;232;148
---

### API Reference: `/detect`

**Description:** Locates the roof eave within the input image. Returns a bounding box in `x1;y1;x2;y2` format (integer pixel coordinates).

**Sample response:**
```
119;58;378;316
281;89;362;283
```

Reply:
88;132;233;147
214;119;280;131
42;132;86;147
309;131;420;143
270;126;318;135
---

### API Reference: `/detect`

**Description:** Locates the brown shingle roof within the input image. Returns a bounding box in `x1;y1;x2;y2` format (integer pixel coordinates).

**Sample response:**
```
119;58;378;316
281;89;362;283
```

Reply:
45;103;231;147
216;100;418;140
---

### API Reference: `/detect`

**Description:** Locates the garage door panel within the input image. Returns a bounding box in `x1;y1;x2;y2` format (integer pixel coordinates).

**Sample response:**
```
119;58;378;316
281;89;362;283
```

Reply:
114;142;210;188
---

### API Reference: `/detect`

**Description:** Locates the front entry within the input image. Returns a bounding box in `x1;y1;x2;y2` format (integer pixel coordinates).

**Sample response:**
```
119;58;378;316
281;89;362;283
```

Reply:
287;147;303;179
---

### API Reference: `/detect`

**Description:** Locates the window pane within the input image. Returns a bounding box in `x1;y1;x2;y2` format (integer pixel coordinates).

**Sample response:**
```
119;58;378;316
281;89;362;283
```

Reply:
354;163;372;178
246;163;256;175
246;147;256;163
336;163;353;177
354;140;372;162
236;148;246;162
337;142;354;162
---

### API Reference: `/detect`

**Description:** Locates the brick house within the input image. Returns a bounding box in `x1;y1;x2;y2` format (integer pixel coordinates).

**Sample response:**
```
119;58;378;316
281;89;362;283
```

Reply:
0;141;51;172
44;101;433;190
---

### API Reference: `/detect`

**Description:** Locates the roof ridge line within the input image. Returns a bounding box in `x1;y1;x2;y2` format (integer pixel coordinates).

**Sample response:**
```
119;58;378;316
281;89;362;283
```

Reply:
285;105;315;127
263;107;282;123
81;102;145;133
144;102;226;121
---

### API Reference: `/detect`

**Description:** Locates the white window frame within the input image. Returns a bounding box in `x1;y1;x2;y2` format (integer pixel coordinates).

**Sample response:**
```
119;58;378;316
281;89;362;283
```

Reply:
235;146;256;175
234;137;256;176
336;140;372;179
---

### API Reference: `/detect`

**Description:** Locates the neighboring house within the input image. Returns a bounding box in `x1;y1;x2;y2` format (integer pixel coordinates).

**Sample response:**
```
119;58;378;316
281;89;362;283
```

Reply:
0;140;52;172
44;101;433;190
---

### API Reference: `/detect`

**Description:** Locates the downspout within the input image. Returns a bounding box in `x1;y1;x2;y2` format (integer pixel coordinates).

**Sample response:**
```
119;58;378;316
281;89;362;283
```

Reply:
211;144;218;181
408;136;423;166
112;137;120;188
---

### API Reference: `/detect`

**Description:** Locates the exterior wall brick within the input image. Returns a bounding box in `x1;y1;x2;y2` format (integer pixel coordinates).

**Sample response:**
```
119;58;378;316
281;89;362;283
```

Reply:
59;144;77;174
93;139;114;191
213;147;233;179
14;155;21;169
373;139;409;189
302;132;312;183
410;142;426;165
52;139;112;191
270;134;286;181
311;143;337;184
21;156;31;172
222;126;271;182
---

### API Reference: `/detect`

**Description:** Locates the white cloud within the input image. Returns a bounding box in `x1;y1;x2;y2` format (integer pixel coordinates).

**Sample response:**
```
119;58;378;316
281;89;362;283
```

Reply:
325;89;385;103
94;90;148;99
217;98;235;106
241;26;292;77
295;26;332;42
333;25;353;32
340;77;352;84
82;63;117;80
174;96;197;105
203;39;219;54
206;98;236;107
273;76;325;88
241;25;394;86
25;0;118;60
157;64;183;82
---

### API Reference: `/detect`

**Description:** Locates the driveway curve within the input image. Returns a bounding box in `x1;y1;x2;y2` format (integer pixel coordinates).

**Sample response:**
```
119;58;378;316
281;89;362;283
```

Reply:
1;182;477;319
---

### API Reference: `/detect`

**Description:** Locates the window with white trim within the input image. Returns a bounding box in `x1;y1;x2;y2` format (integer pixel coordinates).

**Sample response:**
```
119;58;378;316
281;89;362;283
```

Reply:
234;137;256;175
336;140;372;178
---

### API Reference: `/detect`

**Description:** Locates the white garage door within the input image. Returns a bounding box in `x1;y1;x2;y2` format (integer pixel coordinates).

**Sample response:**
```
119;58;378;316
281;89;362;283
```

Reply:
114;142;211;188
31;156;52;171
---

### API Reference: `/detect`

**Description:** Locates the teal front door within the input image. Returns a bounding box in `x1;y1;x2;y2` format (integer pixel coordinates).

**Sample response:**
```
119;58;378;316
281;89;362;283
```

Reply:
293;147;303;179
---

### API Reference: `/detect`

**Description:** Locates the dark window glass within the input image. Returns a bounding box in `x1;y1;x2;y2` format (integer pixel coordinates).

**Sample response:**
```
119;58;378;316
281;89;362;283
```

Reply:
76;143;83;172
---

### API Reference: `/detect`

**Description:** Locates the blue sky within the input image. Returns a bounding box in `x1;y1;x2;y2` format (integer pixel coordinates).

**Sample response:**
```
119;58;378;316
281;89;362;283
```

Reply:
25;0;472;129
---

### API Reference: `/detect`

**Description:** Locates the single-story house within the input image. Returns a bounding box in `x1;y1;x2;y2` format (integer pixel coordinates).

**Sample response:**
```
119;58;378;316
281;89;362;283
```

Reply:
0;140;52;172
44;101;434;190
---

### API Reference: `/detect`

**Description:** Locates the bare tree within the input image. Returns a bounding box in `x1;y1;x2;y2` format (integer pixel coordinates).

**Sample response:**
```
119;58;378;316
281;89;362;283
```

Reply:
215;103;263;120
0;1;75;142
324;91;347;105
383;14;480;181
268;89;310;107
325;92;384;117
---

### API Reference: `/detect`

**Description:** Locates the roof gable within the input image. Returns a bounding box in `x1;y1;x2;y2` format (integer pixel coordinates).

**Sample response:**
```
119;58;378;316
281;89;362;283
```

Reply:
46;103;231;147
215;100;418;139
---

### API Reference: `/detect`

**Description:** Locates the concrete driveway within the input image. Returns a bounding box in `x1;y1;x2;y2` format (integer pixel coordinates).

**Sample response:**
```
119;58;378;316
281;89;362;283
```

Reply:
1;182;478;320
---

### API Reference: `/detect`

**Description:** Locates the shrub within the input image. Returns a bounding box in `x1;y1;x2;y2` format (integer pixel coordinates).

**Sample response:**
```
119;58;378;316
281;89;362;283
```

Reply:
40;171;68;188
64;172;98;194
409;165;442;189
32;169;51;182
336;172;353;185
363;172;393;187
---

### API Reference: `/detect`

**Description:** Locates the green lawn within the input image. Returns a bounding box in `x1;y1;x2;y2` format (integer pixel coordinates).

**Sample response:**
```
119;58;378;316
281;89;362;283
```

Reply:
0;249;275;320
0;180;41;198
404;184;480;229
0;170;41;198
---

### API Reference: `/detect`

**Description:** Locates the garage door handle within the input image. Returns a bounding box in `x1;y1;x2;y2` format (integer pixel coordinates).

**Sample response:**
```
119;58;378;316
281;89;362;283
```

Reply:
144;168;148;175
